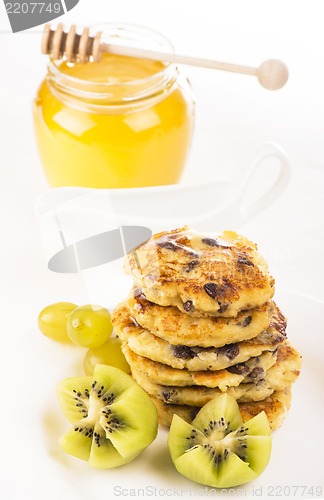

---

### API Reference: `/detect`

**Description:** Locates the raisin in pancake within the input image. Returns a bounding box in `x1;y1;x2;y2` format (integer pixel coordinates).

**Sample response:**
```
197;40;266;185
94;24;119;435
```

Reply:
124;291;274;347
122;344;277;390
130;342;301;406
113;303;286;370
125;227;275;317
151;388;292;431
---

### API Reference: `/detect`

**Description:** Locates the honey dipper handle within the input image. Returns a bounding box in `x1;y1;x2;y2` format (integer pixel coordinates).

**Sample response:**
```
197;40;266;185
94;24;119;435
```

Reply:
104;44;257;75
43;24;289;90
104;43;288;90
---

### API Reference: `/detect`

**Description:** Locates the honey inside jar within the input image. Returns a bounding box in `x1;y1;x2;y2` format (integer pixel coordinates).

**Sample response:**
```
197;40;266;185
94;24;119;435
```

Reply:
33;26;194;188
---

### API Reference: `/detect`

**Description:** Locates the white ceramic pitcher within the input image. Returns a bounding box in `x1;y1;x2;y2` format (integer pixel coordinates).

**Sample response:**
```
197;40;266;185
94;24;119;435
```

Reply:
35;142;290;273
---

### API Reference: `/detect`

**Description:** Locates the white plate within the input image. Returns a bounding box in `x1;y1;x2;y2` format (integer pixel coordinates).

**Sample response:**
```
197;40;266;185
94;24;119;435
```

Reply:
3;289;324;500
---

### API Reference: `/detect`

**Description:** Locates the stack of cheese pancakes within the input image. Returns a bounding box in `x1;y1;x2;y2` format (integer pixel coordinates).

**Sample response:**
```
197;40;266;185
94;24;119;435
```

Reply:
113;227;301;430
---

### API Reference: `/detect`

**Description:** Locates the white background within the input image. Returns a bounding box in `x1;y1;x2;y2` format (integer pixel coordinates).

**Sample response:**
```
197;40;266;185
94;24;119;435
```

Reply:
0;1;324;498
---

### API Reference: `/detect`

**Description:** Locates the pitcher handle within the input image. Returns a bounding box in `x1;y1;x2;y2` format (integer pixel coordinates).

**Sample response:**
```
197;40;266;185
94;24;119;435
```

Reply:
238;142;291;225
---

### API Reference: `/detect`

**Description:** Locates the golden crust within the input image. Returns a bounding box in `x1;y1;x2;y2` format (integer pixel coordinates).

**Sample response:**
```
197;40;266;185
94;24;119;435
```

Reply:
239;387;292;429
123;290;275;347
266;342;302;389
122;343;277;389
125;227;275;317
112;302;286;370
152;388;292;430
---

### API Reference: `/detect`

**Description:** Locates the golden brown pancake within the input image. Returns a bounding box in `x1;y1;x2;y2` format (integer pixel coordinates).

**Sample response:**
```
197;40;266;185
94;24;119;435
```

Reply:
122;343;277;389
125;227;275;317
114;295;284;349
151;388;292;430
129;342;301;406
132;369;275;405
125;289;276;347
113;302;286;370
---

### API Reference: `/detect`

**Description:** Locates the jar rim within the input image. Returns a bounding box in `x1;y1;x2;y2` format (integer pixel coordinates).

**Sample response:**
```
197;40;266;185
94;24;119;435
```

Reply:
48;23;177;96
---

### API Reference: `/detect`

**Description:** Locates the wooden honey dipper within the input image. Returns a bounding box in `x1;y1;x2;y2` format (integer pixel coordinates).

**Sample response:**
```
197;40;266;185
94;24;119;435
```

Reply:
42;24;289;90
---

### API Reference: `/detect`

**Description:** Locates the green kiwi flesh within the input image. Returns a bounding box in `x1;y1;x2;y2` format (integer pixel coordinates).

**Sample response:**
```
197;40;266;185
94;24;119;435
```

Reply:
168;393;272;488
57;364;158;468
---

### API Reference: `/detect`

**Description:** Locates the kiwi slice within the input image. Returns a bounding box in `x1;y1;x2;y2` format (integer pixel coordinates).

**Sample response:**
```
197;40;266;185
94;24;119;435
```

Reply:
57;364;158;468
168;393;271;488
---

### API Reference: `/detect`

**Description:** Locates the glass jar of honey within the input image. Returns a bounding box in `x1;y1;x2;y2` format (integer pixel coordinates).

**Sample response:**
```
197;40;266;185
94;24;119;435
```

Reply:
33;24;195;188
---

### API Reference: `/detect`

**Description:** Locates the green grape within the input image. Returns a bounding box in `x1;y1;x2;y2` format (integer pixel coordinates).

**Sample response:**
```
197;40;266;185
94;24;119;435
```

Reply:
38;302;78;343
67;305;113;348
84;337;130;376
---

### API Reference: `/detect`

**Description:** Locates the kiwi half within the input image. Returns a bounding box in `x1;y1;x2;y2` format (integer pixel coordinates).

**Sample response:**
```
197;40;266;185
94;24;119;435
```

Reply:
57;364;158;468
168;393;271;488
